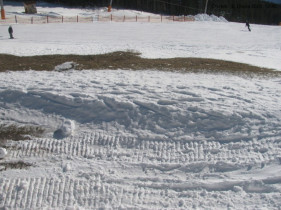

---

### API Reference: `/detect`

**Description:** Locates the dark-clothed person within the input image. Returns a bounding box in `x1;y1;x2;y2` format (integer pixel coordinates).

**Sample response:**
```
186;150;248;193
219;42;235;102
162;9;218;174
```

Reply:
8;26;14;39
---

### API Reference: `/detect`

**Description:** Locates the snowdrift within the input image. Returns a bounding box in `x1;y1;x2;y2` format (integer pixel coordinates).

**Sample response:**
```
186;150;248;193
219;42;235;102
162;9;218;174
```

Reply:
194;14;228;22
1;70;280;142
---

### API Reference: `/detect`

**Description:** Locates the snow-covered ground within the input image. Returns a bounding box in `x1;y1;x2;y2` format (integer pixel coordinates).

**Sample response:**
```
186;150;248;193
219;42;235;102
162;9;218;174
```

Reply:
1;21;280;71
3;0;159;18
1;1;280;70
1;1;281;209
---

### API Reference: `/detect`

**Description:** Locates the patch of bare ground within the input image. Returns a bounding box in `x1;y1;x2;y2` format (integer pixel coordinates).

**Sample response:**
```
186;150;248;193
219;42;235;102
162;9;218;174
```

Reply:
0;161;32;171
0;124;44;147
0;51;280;77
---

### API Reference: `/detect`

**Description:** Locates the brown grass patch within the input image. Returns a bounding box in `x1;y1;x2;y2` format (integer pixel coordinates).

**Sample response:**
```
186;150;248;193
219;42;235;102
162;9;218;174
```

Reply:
0;51;280;77
0;124;44;146
0;161;32;171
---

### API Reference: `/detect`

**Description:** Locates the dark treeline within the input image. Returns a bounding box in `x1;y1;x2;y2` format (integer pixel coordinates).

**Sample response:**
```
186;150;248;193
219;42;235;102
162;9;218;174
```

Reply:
43;0;280;25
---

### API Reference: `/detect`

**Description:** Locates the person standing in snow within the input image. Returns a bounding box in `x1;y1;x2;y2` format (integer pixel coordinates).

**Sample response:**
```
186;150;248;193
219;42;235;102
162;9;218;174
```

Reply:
245;20;251;32
8;25;14;39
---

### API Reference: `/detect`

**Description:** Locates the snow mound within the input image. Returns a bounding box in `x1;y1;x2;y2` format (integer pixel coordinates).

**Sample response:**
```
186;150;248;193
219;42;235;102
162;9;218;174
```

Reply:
53;120;75;139
1;70;280;142
194;14;228;22
54;62;77;71
0;147;7;159
63;163;72;172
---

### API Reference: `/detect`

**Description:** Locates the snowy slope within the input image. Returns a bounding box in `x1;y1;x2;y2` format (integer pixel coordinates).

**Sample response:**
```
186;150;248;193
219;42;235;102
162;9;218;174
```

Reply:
0;1;280;70
0;2;281;210
3;0;158;17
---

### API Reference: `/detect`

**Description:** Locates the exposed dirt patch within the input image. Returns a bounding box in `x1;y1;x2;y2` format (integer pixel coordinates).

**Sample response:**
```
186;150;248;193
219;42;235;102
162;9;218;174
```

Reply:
0;161;32;171
0;51;280;77
0;124;45;146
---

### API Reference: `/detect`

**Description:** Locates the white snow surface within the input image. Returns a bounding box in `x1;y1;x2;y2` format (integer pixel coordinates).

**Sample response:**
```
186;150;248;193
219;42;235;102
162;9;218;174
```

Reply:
0;2;281;209
1;69;281;209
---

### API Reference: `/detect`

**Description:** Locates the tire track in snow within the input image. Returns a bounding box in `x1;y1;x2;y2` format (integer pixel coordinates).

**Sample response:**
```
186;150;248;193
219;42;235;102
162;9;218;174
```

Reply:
3;132;281;209
8;132;281;166
0;176;108;209
1;176;281;209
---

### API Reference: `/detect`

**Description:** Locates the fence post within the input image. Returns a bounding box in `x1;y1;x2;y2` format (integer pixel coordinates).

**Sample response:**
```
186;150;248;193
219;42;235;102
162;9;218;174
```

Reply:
1;7;5;19
31;17;33;24
136;15;137;22
62;16;63;23
111;14;112;21
173;16;174;21
47;16;48;23
148;16;150;22
123;15;125;22
15;15;17;24
77;15;78;22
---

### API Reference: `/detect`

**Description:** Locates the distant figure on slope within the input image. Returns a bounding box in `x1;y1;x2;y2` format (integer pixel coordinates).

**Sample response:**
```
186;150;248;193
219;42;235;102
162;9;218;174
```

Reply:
245;20;251;32
8;26;14;39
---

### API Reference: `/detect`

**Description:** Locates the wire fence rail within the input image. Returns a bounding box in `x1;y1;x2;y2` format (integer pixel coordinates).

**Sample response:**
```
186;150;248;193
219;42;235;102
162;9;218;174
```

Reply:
0;14;194;24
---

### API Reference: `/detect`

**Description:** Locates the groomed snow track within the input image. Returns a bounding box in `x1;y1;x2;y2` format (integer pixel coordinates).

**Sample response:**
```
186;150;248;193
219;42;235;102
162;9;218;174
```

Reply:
7;132;281;166
1;131;281;209
1;176;281;209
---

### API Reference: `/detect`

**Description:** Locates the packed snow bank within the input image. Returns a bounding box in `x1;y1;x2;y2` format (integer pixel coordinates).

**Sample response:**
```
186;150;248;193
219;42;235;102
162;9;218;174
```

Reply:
1;70;280;142
194;14;228;22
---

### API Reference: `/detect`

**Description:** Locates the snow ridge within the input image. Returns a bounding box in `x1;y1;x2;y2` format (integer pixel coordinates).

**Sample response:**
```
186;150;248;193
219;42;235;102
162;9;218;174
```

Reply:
0;70;280;141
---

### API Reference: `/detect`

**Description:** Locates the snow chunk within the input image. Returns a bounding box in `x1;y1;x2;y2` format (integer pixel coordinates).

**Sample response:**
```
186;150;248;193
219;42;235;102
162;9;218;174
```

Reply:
54;62;77;71
0;147;7;159
53;120;75;139
63;163;72;172
233;186;244;192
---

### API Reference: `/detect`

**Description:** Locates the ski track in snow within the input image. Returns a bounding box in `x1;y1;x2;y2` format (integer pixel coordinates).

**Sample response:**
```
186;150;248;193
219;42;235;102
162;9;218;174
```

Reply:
0;70;281;209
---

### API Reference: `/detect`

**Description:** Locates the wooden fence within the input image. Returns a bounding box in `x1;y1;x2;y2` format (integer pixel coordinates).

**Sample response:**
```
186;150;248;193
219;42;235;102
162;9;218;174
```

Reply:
0;14;194;24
